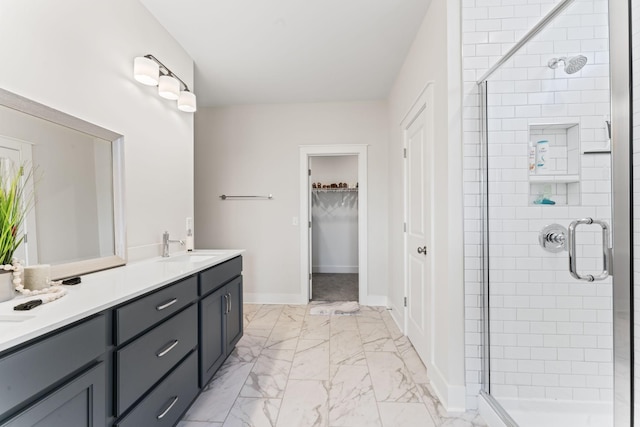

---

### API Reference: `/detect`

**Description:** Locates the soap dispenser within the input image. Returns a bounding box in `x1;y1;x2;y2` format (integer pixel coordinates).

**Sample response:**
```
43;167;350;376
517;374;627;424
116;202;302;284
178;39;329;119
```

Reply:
186;217;194;251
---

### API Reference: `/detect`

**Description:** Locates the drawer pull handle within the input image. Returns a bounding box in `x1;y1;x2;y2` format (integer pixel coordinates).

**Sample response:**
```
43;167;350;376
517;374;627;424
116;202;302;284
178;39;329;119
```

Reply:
156;339;179;357
156;298;178;311
157;396;179;419
227;292;232;313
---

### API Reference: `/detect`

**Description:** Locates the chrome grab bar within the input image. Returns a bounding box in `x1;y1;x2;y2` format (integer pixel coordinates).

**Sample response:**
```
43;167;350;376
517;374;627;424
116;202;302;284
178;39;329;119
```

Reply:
568;217;612;282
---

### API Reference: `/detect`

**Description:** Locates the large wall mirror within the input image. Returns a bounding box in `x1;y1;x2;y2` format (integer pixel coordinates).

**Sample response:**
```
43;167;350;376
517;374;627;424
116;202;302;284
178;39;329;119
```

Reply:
0;88;126;280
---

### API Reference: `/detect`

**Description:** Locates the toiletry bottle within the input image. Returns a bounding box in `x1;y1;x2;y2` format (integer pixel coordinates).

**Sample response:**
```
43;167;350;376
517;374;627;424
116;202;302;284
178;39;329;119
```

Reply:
536;140;549;171
186;217;194;251
528;143;536;173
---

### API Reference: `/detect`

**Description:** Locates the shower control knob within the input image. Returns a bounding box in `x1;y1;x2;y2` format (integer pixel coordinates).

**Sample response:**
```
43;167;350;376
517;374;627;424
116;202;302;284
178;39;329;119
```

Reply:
539;224;568;253
417;246;427;255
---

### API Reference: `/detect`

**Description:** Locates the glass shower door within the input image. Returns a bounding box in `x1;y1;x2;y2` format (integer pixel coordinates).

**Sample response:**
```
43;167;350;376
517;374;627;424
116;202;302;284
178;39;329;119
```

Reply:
482;1;614;425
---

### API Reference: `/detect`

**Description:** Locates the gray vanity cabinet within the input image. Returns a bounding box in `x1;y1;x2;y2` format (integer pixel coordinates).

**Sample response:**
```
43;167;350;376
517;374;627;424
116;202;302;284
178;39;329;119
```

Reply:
2;362;105;427
225;276;243;350
199;256;243;387
114;352;198;427
0;254;244;427
0;314;107;426
199;285;227;386
113;275;199;422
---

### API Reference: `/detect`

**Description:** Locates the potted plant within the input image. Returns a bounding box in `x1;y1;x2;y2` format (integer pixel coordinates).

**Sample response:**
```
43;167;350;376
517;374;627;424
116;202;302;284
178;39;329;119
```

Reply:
0;158;33;302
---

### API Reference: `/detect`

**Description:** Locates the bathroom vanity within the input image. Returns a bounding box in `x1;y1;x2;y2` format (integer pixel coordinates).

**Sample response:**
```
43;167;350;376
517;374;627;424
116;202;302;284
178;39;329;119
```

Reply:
0;250;243;427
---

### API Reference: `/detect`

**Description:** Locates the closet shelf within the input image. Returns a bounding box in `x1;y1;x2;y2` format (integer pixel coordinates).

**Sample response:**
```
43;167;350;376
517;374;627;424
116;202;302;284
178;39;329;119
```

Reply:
312;188;358;193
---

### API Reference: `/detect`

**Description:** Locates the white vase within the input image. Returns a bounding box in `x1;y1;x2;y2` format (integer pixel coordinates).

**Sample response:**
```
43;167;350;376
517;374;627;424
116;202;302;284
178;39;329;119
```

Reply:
0;270;14;302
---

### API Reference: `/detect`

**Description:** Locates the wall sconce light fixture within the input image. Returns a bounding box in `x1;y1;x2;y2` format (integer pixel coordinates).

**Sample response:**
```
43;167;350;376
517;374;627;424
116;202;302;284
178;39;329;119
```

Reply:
133;54;197;113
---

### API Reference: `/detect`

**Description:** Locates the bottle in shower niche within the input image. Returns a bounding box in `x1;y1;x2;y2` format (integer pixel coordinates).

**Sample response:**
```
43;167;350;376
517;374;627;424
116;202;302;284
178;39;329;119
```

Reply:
536;140;549;172
528;143;537;172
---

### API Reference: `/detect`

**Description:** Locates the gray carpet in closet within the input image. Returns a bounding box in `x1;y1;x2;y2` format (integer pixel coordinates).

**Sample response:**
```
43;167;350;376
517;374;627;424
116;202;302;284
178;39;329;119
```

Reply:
311;273;358;302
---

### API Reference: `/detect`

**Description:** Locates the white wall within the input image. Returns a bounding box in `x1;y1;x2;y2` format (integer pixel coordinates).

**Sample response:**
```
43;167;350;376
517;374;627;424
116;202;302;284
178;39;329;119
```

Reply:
194;102;388;304
310;156;358;273
0;0;195;261
310;155;358;186
387;0;466;411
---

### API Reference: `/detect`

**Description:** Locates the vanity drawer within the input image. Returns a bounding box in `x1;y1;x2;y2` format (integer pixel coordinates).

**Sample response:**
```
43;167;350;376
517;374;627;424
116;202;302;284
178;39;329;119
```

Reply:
115;274;198;344
199;256;242;296
0;314;106;419
116;304;197;414
115;351;198;427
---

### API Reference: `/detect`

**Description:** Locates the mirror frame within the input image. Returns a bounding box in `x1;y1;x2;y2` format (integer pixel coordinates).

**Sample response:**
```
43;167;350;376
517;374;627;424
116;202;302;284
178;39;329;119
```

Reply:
0;88;127;279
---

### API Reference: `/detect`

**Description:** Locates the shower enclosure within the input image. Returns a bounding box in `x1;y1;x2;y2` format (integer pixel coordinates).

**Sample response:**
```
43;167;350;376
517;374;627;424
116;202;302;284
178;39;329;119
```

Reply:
477;0;633;425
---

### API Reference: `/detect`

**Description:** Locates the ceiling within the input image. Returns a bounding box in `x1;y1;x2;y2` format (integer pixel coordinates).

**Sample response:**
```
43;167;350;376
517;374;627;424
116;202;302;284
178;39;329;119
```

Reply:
139;0;430;107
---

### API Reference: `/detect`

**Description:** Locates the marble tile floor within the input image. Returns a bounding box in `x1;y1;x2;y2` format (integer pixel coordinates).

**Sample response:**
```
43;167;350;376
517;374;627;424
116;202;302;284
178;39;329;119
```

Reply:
179;304;486;427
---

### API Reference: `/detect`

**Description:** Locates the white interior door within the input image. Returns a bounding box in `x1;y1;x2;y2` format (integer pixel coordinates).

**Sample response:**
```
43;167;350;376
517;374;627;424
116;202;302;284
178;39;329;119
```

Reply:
404;99;432;361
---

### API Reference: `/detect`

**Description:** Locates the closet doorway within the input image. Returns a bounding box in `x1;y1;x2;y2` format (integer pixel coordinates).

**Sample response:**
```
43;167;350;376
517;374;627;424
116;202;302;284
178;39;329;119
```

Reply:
299;145;368;305
310;155;358;301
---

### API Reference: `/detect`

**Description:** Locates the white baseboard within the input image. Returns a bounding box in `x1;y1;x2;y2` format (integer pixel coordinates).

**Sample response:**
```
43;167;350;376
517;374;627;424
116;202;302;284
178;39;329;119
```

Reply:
244;293;307;305
312;265;359;273
386;300;404;333
244;293;386;307
361;294;387;306
428;364;467;413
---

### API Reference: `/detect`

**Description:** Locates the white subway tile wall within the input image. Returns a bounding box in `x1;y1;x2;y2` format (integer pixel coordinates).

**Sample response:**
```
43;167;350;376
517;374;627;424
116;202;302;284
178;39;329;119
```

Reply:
462;0;611;409
633;0;640;420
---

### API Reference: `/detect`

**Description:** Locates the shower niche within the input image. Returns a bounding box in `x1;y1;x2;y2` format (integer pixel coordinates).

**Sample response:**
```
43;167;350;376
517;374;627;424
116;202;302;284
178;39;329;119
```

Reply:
528;122;580;206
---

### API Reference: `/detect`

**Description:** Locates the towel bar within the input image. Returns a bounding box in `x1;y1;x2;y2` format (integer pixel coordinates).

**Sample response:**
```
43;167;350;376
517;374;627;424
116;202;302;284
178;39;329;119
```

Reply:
220;194;273;200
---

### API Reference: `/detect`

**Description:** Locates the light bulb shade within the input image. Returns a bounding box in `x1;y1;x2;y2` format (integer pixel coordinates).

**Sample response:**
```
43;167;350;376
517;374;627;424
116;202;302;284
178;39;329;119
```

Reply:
133;57;159;86
177;91;197;112
158;75;180;100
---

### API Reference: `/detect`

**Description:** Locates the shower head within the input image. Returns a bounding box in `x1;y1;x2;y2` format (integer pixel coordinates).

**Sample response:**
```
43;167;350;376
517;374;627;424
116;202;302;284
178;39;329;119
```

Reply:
547;55;588;74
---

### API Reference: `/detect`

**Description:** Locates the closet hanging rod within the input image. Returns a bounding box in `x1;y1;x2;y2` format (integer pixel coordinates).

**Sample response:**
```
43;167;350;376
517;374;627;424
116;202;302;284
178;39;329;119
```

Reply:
220;194;273;200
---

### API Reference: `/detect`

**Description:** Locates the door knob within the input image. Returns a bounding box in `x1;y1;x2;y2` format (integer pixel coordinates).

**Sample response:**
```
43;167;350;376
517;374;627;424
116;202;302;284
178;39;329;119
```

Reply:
417;246;427;255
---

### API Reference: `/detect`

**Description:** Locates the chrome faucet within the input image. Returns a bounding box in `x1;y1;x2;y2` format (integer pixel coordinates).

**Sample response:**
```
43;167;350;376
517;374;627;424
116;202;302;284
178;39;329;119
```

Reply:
162;231;185;257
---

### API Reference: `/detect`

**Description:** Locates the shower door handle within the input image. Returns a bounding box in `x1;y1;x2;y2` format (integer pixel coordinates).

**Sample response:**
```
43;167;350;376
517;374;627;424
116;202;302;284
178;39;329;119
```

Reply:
567;218;612;282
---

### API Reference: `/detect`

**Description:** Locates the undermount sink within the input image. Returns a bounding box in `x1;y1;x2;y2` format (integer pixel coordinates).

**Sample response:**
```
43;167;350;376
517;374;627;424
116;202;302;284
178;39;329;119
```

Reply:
161;254;218;263
0;314;35;323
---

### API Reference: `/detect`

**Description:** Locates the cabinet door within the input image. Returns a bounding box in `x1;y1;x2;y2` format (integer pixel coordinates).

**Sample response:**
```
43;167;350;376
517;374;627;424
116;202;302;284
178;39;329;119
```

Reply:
2;362;105;427
199;286;226;388
0;315;106;419
225;277;243;352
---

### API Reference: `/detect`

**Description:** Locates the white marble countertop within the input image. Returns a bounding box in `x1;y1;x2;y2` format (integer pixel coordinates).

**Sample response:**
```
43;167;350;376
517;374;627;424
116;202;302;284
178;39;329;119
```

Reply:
0;249;244;353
